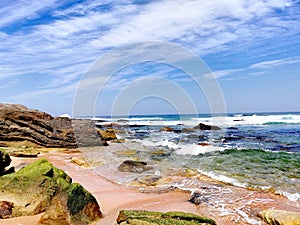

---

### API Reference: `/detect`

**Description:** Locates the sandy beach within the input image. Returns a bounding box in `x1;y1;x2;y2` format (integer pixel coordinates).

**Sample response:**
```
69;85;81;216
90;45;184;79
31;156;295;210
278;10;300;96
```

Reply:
1;149;298;225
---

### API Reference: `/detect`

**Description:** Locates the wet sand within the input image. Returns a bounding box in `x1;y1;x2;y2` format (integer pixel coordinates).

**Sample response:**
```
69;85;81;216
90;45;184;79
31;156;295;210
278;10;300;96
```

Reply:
2;150;300;225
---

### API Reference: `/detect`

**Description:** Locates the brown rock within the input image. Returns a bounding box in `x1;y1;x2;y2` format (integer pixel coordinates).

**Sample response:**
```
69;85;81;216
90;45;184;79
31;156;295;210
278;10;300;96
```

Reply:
0;201;13;218
0;103;77;148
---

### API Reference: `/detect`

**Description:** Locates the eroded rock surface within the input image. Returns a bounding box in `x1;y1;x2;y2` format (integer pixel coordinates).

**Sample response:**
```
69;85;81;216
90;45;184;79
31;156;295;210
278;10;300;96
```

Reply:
0;104;77;148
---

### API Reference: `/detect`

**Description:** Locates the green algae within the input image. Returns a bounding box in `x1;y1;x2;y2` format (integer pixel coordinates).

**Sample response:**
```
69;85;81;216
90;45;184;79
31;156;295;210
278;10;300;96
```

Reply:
117;210;216;225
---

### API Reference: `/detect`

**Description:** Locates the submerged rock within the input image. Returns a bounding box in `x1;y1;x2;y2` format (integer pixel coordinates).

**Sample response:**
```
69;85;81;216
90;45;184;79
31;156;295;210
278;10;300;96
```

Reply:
0;159;102;224
261;209;300;225
116;210;216;224
136;175;162;186
193;123;221;131
118;160;152;173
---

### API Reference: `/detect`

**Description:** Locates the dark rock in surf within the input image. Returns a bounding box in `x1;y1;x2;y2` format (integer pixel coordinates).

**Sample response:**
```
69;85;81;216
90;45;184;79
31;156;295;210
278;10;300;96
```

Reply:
189;192;209;205
193;123;221;131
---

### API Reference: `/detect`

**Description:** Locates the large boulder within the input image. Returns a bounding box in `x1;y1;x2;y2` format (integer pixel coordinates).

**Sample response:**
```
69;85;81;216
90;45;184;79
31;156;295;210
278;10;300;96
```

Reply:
261;209;300;225
116;210;216;224
0;159;102;224
0;104;77;148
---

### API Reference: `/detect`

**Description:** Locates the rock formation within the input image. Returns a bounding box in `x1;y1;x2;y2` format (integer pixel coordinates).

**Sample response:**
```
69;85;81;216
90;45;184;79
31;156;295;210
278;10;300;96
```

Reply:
0;158;102;224
116;210;216;224
0;104;77;148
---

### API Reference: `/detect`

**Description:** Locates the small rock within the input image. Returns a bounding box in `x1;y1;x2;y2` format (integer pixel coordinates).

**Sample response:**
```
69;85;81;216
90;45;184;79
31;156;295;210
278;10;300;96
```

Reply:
71;157;90;167
0;201;13;218
189;192;209;205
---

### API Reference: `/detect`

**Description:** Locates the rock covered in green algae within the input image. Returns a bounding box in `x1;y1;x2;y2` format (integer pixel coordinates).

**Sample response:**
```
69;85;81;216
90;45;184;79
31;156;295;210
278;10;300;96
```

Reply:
0;158;102;224
261;209;300;225
116;210;216;225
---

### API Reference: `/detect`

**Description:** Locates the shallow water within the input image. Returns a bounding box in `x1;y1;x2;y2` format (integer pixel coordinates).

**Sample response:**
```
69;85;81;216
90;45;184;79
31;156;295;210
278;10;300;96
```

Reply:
86;112;300;202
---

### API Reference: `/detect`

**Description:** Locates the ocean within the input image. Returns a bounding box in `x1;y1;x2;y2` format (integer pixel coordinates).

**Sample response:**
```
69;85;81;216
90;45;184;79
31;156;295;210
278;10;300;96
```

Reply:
83;112;300;202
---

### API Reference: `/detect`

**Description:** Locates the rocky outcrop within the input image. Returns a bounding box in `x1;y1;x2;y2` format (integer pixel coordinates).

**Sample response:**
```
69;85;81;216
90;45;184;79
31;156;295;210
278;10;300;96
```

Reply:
72;119;106;147
118;160;152;173
0;104;77;148
261;209;300;225
0;148;14;175
193;123;221;131
116;210;216;224
0;159;102;224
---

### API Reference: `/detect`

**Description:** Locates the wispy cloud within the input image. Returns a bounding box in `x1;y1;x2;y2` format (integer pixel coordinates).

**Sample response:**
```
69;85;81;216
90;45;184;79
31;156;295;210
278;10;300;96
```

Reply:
0;0;300;114
250;58;300;69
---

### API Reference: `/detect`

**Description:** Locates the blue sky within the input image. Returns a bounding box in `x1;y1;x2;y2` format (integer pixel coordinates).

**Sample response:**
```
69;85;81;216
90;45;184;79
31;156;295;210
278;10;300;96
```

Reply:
0;0;300;116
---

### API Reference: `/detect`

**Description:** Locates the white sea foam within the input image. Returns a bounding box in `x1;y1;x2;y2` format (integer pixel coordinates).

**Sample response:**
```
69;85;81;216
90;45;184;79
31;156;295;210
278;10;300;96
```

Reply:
175;144;226;155
227;114;300;126
276;190;300;202
198;170;247;188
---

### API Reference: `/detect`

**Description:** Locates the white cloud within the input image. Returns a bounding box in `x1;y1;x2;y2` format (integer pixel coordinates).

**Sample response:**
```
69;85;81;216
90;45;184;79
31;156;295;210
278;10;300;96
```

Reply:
0;0;299;112
0;0;59;28
250;58;300;69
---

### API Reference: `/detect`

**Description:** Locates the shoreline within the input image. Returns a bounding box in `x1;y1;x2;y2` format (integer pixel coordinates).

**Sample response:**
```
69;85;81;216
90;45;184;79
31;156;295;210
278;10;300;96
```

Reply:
3;149;299;225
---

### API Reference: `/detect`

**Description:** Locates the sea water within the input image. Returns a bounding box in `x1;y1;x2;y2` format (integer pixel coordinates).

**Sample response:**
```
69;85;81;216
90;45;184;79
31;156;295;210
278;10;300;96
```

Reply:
89;112;300;202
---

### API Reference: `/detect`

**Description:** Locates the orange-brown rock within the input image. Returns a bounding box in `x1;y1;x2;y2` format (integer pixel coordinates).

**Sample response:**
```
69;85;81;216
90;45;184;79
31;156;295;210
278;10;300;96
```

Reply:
0;104;77;148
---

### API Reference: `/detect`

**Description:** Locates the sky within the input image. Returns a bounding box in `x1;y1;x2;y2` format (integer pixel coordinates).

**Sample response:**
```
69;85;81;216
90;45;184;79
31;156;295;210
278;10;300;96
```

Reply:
0;0;300;116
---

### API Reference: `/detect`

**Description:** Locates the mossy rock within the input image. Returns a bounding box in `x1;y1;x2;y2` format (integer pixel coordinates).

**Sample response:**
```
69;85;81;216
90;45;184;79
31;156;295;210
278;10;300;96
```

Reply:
117;210;216;225
0;159;102;224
